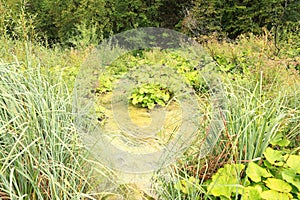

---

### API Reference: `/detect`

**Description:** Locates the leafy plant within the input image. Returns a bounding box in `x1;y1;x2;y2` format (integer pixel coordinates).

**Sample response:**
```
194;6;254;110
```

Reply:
94;73;115;94
206;142;300;200
94;48;211;109
129;83;173;109
207;164;245;199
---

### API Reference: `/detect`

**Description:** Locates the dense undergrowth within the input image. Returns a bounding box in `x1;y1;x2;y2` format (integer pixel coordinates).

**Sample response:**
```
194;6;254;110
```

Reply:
0;28;299;200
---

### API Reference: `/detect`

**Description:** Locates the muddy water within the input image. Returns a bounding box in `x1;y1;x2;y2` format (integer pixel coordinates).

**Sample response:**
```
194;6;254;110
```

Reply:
96;92;183;154
93;92;206;199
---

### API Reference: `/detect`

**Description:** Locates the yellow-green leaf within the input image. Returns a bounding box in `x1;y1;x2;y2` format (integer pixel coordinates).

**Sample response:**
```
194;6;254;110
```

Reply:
261;190;292;200
207;164;244;199
286;155;300;173
241;185;262;200
263;147;284;166
270;133;290;147
264;178;292;193
246;162;272;182
282;169;300;191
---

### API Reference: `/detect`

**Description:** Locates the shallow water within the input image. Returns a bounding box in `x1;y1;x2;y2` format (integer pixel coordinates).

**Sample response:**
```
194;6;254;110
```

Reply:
96;92;183;153
91;92;207;198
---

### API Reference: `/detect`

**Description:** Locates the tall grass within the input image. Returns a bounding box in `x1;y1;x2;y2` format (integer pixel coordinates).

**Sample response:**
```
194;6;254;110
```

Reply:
0;63;95;199
222;73;300;161
154;71;300;199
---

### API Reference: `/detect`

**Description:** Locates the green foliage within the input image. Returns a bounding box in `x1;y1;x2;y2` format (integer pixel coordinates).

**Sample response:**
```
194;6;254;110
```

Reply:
207;164;245;199
25;0;109;45
68;20;101;48
183;0;222;36
241;185;262;200
260;190;292;200
0;0;36;42
206;144;300;199
270;133;291;147
245;146;300;200
264;178;292;193
93;49;210;109
286;155;300;173
1;0;194;46
221;79;293;161
213;54;249;74
167;51;209;93
95;73;115;94
130;83;173;109
107;0;157;33
1;0;299;46
246;162;272;183
263;147;285;166
0;21;298;198
187;0;300;39
94;104;106;125
156;36;299;199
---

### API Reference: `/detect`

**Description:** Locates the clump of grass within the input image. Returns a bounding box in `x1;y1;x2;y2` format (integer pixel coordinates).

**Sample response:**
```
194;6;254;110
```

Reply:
0;63;96;199
221;75;299;161
154;69;300;199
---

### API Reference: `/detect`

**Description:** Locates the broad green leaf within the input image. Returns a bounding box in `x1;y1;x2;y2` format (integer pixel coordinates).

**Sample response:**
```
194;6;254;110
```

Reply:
282;169;300;191
241;185;262;200
263;147;284;166
264;178;292;193
276;139;290;147
207;164;244;199
246;162;272;182
260;190;292;200
286;155;300;173
270;133;290;147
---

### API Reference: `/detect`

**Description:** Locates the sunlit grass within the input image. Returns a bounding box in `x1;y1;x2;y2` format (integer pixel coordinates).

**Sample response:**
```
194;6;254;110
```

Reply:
0;63;98;199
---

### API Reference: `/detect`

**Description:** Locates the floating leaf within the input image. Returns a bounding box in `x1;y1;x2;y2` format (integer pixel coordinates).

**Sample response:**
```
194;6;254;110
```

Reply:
260;190;291;200
263;147;284;166
270;133;290;147
264;178;292;193
246;162;272;182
